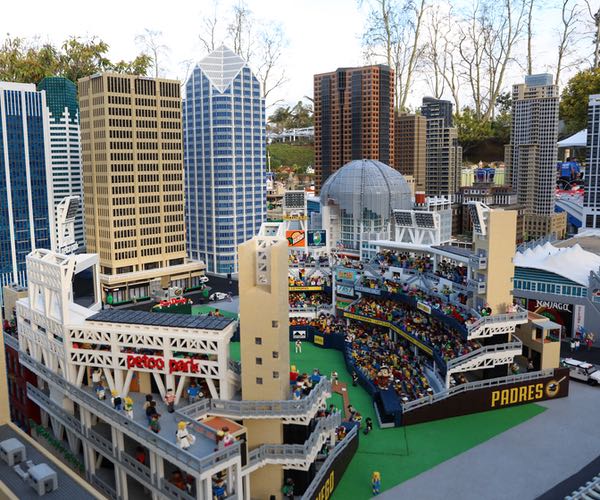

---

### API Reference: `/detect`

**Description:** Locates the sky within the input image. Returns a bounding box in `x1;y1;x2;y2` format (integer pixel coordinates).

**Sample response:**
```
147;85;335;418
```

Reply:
2;0;593;111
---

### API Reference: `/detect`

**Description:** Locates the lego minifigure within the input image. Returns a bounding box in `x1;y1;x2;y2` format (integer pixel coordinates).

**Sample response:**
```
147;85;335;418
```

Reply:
372;471;381;495
176;421;196;449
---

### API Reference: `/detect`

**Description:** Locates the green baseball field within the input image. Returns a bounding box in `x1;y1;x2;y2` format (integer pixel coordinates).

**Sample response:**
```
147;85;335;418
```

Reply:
229;342;545;499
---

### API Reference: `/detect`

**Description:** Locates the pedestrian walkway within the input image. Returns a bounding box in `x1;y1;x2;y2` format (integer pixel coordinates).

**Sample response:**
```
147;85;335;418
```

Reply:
378;382;600;500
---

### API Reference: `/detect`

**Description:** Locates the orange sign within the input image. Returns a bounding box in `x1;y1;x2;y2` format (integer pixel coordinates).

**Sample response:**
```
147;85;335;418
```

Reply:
286;230;306;247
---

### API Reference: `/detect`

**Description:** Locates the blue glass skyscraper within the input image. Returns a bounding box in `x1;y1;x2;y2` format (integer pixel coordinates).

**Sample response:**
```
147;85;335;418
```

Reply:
0;82;53;287
183;45;266;274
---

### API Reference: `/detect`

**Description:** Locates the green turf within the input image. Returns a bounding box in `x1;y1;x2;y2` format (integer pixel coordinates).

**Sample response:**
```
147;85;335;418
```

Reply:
230;342;546;499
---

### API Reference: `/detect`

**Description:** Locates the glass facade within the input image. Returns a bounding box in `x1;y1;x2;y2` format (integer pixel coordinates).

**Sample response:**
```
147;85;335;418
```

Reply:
37;77;85;252
183;46;266;274
0;83;52;287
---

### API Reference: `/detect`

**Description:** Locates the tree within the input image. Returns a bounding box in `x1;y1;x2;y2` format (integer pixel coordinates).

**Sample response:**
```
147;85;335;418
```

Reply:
555;0;581;85
361;0;428;110
458;0;527;122
584;0;600;67
135;29;169;78
0;35;151;84
455;108;494;154
197;2;288;105
560;68;600;134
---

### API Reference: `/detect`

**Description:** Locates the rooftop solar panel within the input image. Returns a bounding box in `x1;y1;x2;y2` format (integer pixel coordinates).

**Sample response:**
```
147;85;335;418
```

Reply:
86;310;234;330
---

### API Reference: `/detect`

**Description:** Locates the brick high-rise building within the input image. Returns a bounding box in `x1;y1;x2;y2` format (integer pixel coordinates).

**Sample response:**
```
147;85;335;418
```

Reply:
505;74;566;240
394;112;426;192
313;65;394;191
79;73;204;305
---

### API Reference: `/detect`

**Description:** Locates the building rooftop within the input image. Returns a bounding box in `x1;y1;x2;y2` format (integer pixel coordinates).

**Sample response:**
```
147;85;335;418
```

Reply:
197;44;247;93
554;230;600;255
87;309;233;330
0;424;98;500
514;241;600;286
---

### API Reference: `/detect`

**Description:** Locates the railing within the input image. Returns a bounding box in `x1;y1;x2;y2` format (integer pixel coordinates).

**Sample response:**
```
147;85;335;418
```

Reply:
160;478;196;500
3;332;19;351
228;359;241;375
566;472;600;500
401;368;555;412
179;377;332;421
245;412;341;471
29;383;180;499
467;278;486;294
466;307;529;334
91;474;117;499
20;352;241;475
469;252;488;270
445;340;522;372
300;425;358;500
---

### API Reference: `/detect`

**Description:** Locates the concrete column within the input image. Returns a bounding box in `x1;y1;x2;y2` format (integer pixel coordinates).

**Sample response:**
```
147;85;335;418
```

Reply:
114;464;129;500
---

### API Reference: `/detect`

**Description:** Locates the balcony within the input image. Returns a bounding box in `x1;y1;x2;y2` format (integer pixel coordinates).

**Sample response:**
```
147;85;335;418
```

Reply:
469;252;488;270
467;277;487;294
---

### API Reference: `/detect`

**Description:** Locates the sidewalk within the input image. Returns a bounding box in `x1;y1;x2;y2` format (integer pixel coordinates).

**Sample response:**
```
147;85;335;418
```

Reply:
560;340;600;365
378;382;600;500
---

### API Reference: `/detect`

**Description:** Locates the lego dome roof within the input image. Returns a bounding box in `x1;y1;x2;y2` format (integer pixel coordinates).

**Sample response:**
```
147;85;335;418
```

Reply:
320;159;412;217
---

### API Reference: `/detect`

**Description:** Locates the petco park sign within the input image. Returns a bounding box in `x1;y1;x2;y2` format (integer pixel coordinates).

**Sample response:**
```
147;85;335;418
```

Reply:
126;354;200;374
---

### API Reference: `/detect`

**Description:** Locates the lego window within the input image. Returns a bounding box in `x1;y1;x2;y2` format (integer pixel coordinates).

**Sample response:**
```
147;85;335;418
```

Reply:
256;378;263;385
255;337;262;345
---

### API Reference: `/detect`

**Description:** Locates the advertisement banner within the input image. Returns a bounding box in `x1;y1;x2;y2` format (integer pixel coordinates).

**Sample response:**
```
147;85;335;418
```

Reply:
314;335;324;346
402;368;569;426
286;230;306;247
307;229;327;247
292;329;307;340
527;299;574;335
355;285;381;295
289;286;323;292
417;302;432;315
336;285;354;297
573;304;585;335
336;267;357;283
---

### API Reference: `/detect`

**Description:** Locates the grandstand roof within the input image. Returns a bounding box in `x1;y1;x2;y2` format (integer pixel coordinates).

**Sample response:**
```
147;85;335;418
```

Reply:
557;129;587;148
87;310;233;330
514;241;600;286
555;230;600;255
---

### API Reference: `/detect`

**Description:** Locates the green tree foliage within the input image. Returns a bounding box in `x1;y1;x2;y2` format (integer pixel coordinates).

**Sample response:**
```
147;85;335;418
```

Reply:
268;100;313;131
455;108;494;154
560;68;600;135
268;143;314;169
0;35;151;84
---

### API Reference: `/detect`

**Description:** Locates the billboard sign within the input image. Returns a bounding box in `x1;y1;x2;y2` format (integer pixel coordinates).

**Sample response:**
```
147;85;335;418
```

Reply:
527;299;574;335
307;230;327;247
286;230;306;247
336;285;354;297
336;268;357;283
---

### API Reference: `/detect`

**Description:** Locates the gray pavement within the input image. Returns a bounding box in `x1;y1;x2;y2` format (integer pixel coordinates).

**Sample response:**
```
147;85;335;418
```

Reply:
378;382;600;500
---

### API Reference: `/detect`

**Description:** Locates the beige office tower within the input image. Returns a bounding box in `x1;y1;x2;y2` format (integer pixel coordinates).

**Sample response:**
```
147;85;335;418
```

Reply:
238;232;290;499
394;112;427;191
505;74;566;240
469;204;516;313
78;73;204;304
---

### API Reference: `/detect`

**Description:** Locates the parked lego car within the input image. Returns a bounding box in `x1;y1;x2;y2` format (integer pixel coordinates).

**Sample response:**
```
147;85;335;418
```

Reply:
561;358;600;385
209;292;229;301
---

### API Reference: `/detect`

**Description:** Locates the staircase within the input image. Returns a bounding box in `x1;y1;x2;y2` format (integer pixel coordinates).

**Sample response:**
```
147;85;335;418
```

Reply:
242;412;341;475
444;340;523;387
466;309;529;340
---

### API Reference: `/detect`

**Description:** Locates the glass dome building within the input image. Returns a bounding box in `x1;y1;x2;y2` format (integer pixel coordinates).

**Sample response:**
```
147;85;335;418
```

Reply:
320;159;412;251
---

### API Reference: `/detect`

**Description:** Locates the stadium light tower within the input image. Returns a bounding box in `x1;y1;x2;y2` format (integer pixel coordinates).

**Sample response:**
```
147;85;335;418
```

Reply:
56;195;80;255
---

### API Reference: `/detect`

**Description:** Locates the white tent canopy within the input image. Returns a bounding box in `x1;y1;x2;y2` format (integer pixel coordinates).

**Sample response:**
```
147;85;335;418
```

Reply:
514;242;600;286
557;129;587;148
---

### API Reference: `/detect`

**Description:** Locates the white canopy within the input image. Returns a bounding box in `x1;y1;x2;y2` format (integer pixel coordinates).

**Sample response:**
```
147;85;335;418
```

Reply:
514;242;600;286
557;129;587;148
